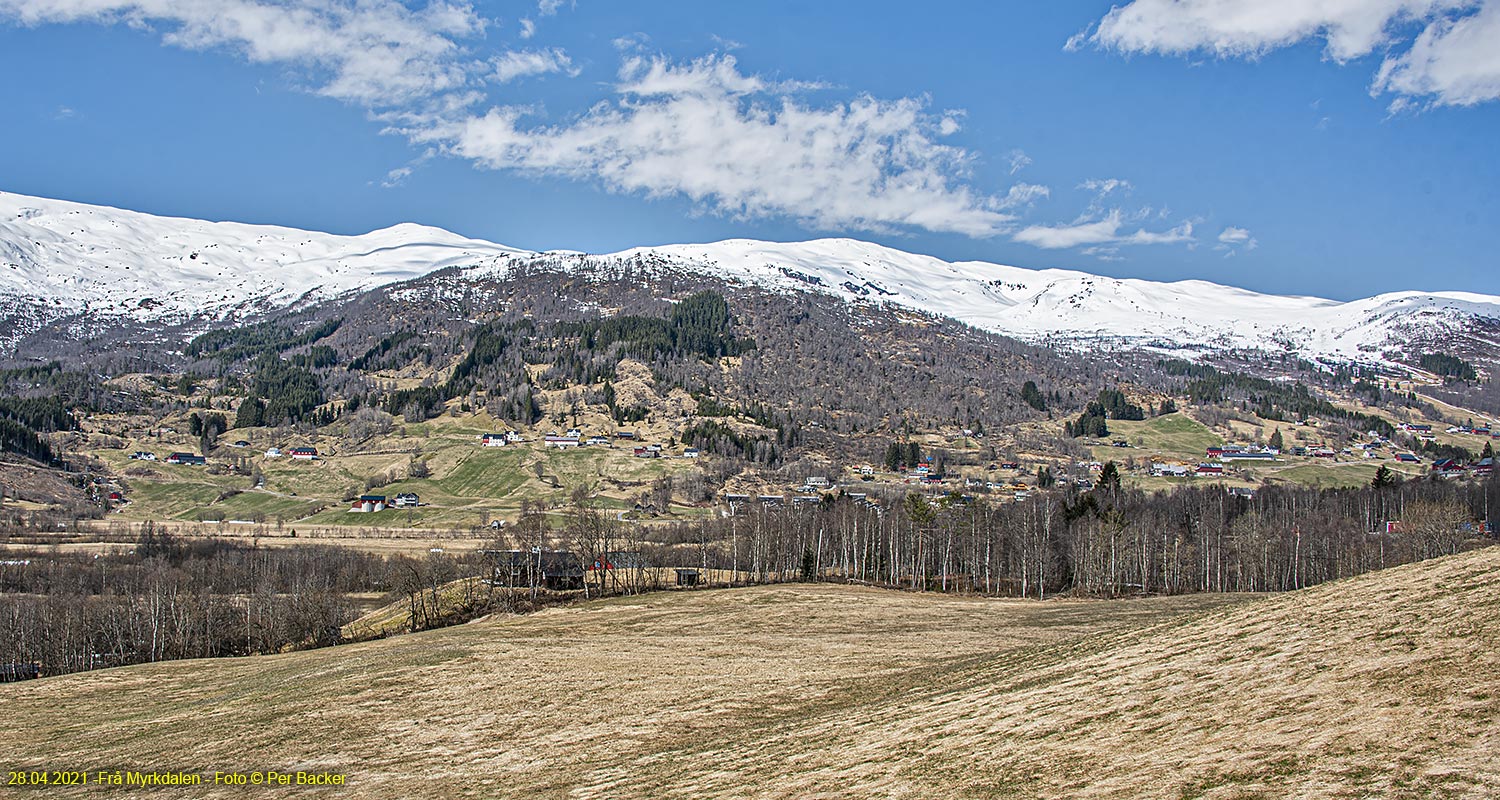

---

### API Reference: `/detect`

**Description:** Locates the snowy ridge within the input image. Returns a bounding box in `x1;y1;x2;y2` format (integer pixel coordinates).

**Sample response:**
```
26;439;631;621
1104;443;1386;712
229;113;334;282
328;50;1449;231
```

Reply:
600;239;1500;362
3;190;1497;365
0;190;523;321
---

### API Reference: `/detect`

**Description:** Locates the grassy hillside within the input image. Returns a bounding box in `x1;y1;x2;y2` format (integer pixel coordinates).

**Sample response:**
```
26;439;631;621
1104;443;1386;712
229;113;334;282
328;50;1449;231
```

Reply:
9;546;1500;798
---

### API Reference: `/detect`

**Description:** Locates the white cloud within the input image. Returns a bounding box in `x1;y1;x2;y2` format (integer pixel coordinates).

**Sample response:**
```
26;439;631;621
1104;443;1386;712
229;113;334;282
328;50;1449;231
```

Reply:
1013;210;1193;250
1373;1;1500;107
1088;0;1462;61
0;0;488;109
492;48;577;83
1215;225;1258;254
1002;183;1050;207
518;18;536;39
412;54;1020;237
612;32;650;52
1217;226;1254;244
1005;149;1032;175
2;3;1178;241
381;166;413;188
1081;0;1500;109
1079;177;1132;196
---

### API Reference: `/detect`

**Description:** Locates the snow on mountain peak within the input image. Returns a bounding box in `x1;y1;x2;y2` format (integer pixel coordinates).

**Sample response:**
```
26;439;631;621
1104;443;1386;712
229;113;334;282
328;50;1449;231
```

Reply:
2;190;1496;366
0;190;522;321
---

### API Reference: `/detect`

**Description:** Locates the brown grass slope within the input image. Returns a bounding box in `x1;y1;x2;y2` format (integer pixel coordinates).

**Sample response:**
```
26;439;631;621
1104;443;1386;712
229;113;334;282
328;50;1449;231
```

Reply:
7;548;1499;799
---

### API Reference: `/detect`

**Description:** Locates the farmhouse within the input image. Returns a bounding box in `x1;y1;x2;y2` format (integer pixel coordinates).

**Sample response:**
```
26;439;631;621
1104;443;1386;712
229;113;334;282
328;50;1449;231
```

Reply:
1396;453;1421;463
544;435;581;449
480;433;508;447
1431;459;1466;476
164;452;206;466
393;492;420;508
633;447;659;459
484;550;585;591
1220;451;1276;461
350;495;389;513
129;451;156;461
264;447;282;458
290;447;318;461
586;436;610;446
683;448;701;458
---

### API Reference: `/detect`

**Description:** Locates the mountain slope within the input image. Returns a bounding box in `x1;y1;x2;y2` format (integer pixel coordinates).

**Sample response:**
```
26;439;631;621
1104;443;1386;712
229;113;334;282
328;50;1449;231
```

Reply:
601;238;1500;363
8;548;1498;798
0;190;522;321
4;189;1498;365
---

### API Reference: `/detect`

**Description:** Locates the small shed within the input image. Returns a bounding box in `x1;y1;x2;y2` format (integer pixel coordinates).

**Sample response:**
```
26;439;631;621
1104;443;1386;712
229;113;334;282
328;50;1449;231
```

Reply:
674;568;701;587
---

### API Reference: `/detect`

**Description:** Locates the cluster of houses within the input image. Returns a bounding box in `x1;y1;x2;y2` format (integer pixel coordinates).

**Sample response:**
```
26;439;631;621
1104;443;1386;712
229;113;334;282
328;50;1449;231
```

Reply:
1149;459;1231;478
1208;445;1279;462
1431;457;1495;478
349;492;421;513
134;445;322;466
720;490;881;515
262;446;319;460
478;430;698;458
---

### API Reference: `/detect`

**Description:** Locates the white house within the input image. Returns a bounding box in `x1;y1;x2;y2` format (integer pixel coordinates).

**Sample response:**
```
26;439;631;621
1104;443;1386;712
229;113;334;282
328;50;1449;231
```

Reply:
481;433;508;447
264;448;282;458
544;435;581;449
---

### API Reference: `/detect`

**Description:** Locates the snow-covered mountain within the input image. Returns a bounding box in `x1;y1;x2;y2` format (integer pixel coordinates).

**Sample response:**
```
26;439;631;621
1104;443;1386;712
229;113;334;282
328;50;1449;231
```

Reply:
4;190;1498;365
0;190;523;320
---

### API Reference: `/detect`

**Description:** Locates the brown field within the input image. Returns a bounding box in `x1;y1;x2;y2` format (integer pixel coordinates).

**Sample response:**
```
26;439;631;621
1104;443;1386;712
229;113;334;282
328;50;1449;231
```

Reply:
7;547;1500;798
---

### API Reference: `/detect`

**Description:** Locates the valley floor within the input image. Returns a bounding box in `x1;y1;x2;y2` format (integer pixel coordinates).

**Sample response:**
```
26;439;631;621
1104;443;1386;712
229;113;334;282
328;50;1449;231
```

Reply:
7;548;1500;798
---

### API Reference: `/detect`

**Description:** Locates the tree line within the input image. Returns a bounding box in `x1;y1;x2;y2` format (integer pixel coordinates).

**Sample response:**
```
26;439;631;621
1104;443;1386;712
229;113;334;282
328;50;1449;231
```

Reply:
640;471;1497;598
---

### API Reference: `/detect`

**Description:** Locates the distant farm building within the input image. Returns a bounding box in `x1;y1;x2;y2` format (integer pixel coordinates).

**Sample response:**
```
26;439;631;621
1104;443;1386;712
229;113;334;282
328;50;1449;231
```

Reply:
351;495;389;513
484;550;585;591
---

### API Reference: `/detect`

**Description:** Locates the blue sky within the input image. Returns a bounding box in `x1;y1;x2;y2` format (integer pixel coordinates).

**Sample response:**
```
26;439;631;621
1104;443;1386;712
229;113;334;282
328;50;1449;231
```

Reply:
0;0;1497;300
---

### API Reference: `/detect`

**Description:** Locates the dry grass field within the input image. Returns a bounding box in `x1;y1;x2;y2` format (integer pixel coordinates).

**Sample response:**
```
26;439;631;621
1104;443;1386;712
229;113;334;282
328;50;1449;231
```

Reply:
7;547;1500;798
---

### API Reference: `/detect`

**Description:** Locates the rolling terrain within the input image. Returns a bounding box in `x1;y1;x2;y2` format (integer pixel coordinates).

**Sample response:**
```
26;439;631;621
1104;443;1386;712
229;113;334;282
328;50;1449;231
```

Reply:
8;547;1498;798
